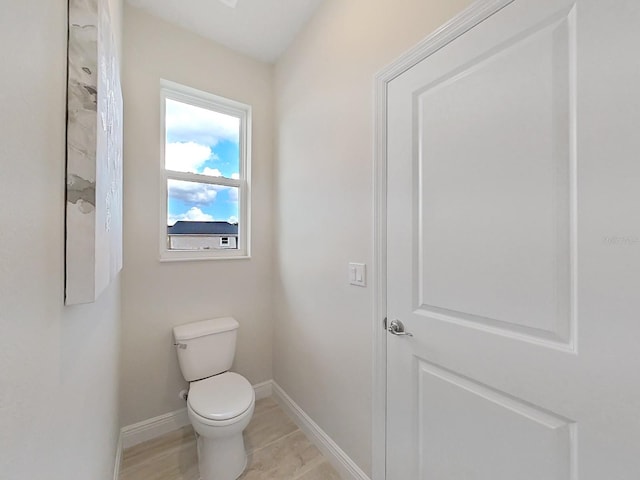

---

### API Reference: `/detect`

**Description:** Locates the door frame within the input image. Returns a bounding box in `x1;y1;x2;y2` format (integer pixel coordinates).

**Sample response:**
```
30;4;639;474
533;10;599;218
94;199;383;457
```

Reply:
371;1;516;479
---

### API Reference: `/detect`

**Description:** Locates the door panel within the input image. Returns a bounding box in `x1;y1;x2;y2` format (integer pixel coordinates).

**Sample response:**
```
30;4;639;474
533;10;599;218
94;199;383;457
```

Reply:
417;13;572;343
417;361;573;480
386;0;640;478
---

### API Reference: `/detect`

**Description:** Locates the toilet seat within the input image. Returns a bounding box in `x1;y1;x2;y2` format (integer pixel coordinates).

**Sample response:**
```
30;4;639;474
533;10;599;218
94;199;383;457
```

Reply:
188;372;254;422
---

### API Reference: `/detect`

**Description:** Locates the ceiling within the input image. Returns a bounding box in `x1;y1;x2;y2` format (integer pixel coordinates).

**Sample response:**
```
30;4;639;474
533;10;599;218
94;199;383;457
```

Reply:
126;0;325;63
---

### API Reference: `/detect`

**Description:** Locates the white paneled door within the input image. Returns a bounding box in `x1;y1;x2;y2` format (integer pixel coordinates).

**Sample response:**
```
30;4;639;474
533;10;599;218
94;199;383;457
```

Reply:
385;0;640;478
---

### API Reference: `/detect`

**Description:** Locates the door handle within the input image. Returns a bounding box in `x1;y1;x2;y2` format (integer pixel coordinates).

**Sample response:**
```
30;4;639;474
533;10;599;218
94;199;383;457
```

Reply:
389;319;413;337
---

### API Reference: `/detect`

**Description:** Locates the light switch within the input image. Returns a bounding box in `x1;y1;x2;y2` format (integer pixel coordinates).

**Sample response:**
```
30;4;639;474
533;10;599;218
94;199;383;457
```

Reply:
349;263;366;287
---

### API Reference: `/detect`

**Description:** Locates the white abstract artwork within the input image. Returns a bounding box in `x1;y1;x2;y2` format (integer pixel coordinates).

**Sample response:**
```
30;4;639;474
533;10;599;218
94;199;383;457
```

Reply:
66;0;123;305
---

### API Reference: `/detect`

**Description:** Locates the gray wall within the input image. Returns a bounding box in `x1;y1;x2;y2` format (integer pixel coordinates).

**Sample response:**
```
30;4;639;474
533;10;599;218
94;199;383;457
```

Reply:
273;0;473;475
0;0;123;478
120;5;275;426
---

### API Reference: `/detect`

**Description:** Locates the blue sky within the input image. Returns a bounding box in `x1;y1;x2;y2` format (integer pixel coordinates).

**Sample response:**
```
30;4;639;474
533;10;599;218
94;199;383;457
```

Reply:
165;99;240;225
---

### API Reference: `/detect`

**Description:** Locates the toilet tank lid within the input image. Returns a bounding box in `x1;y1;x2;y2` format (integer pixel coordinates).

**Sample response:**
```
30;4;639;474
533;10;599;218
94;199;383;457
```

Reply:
173;317;239;341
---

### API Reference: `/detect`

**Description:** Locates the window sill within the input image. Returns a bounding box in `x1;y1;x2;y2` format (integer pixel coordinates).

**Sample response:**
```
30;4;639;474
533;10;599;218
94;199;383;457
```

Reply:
159;252;251;263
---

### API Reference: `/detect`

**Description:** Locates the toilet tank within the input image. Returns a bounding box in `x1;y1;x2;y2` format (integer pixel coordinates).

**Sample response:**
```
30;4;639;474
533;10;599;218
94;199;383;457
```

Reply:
173;317;239;382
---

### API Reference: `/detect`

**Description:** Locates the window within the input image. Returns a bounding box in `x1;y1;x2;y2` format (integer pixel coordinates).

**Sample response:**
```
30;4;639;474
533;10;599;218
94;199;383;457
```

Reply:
160;80;251;260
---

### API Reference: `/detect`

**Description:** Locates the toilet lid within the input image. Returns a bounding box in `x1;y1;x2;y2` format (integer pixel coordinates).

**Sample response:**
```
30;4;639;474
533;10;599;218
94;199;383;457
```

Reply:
188;372;254;421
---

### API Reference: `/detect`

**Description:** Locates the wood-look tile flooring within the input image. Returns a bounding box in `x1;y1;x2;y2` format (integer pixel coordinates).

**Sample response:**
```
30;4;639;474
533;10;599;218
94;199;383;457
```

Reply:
119;397;342;480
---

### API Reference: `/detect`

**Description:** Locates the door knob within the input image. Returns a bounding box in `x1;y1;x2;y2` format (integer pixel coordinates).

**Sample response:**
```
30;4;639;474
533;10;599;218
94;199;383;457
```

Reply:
389;319;413;337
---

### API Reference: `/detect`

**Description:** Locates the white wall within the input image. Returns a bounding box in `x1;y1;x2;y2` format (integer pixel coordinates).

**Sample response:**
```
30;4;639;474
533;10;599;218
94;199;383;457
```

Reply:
273;0;473;475
0;0;123;479
120;5;274;426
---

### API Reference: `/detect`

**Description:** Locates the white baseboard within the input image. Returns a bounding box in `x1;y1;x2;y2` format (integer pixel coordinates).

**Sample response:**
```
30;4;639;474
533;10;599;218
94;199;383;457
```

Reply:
120;380;272;450
113;430;123;480
252;379;273;400
272;382;370;480
121;407;190;449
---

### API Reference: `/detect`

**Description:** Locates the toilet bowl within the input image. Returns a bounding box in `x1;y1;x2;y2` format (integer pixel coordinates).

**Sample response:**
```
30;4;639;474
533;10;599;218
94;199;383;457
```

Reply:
173;317;255;480
187;372;255;480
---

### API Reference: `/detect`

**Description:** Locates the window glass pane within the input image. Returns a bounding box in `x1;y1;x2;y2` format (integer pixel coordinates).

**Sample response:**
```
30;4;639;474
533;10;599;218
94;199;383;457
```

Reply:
167;179;239;251
165;98;240;179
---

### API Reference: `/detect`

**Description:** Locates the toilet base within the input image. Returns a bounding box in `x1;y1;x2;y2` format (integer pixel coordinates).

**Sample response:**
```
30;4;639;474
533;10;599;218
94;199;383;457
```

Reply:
196;432;248;480
186;376;255;480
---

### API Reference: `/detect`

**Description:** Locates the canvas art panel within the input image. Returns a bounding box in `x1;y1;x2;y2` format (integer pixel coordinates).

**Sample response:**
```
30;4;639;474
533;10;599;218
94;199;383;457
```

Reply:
66;0;123;305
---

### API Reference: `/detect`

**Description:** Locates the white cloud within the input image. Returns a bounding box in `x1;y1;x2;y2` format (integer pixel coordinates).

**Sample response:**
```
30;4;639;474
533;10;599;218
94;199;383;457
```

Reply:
166;98;240;146
165;142;214;173
168;207;214;226
168;179;220;205
231;173;240;180
227;216;238;224
228;187;239;202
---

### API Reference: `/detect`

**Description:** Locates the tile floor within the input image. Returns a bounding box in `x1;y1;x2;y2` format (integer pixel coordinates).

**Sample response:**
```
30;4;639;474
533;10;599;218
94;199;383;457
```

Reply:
119;397;342;480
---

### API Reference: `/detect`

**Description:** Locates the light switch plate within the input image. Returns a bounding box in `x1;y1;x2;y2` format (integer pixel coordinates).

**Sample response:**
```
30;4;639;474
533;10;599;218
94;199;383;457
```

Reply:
349;263;366;287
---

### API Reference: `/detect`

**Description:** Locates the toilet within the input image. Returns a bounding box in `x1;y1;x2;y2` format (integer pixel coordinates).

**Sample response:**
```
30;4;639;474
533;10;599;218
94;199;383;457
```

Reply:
173;317;255;480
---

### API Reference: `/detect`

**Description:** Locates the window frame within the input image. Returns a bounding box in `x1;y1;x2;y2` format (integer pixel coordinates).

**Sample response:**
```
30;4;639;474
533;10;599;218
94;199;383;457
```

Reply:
159;79;251;262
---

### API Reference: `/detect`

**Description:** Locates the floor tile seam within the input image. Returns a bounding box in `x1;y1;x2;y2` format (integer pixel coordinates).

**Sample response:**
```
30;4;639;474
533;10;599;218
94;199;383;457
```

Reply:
120;442;197;471
122;434;194;459
246;427;302;455
122;442;195;465
289;456;328;480
245;421;298;445
119;463;198;480
123;442;192;462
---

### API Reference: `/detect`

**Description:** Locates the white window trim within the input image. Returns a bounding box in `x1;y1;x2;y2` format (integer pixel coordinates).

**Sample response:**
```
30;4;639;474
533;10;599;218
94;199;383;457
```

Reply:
159;79;251;262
